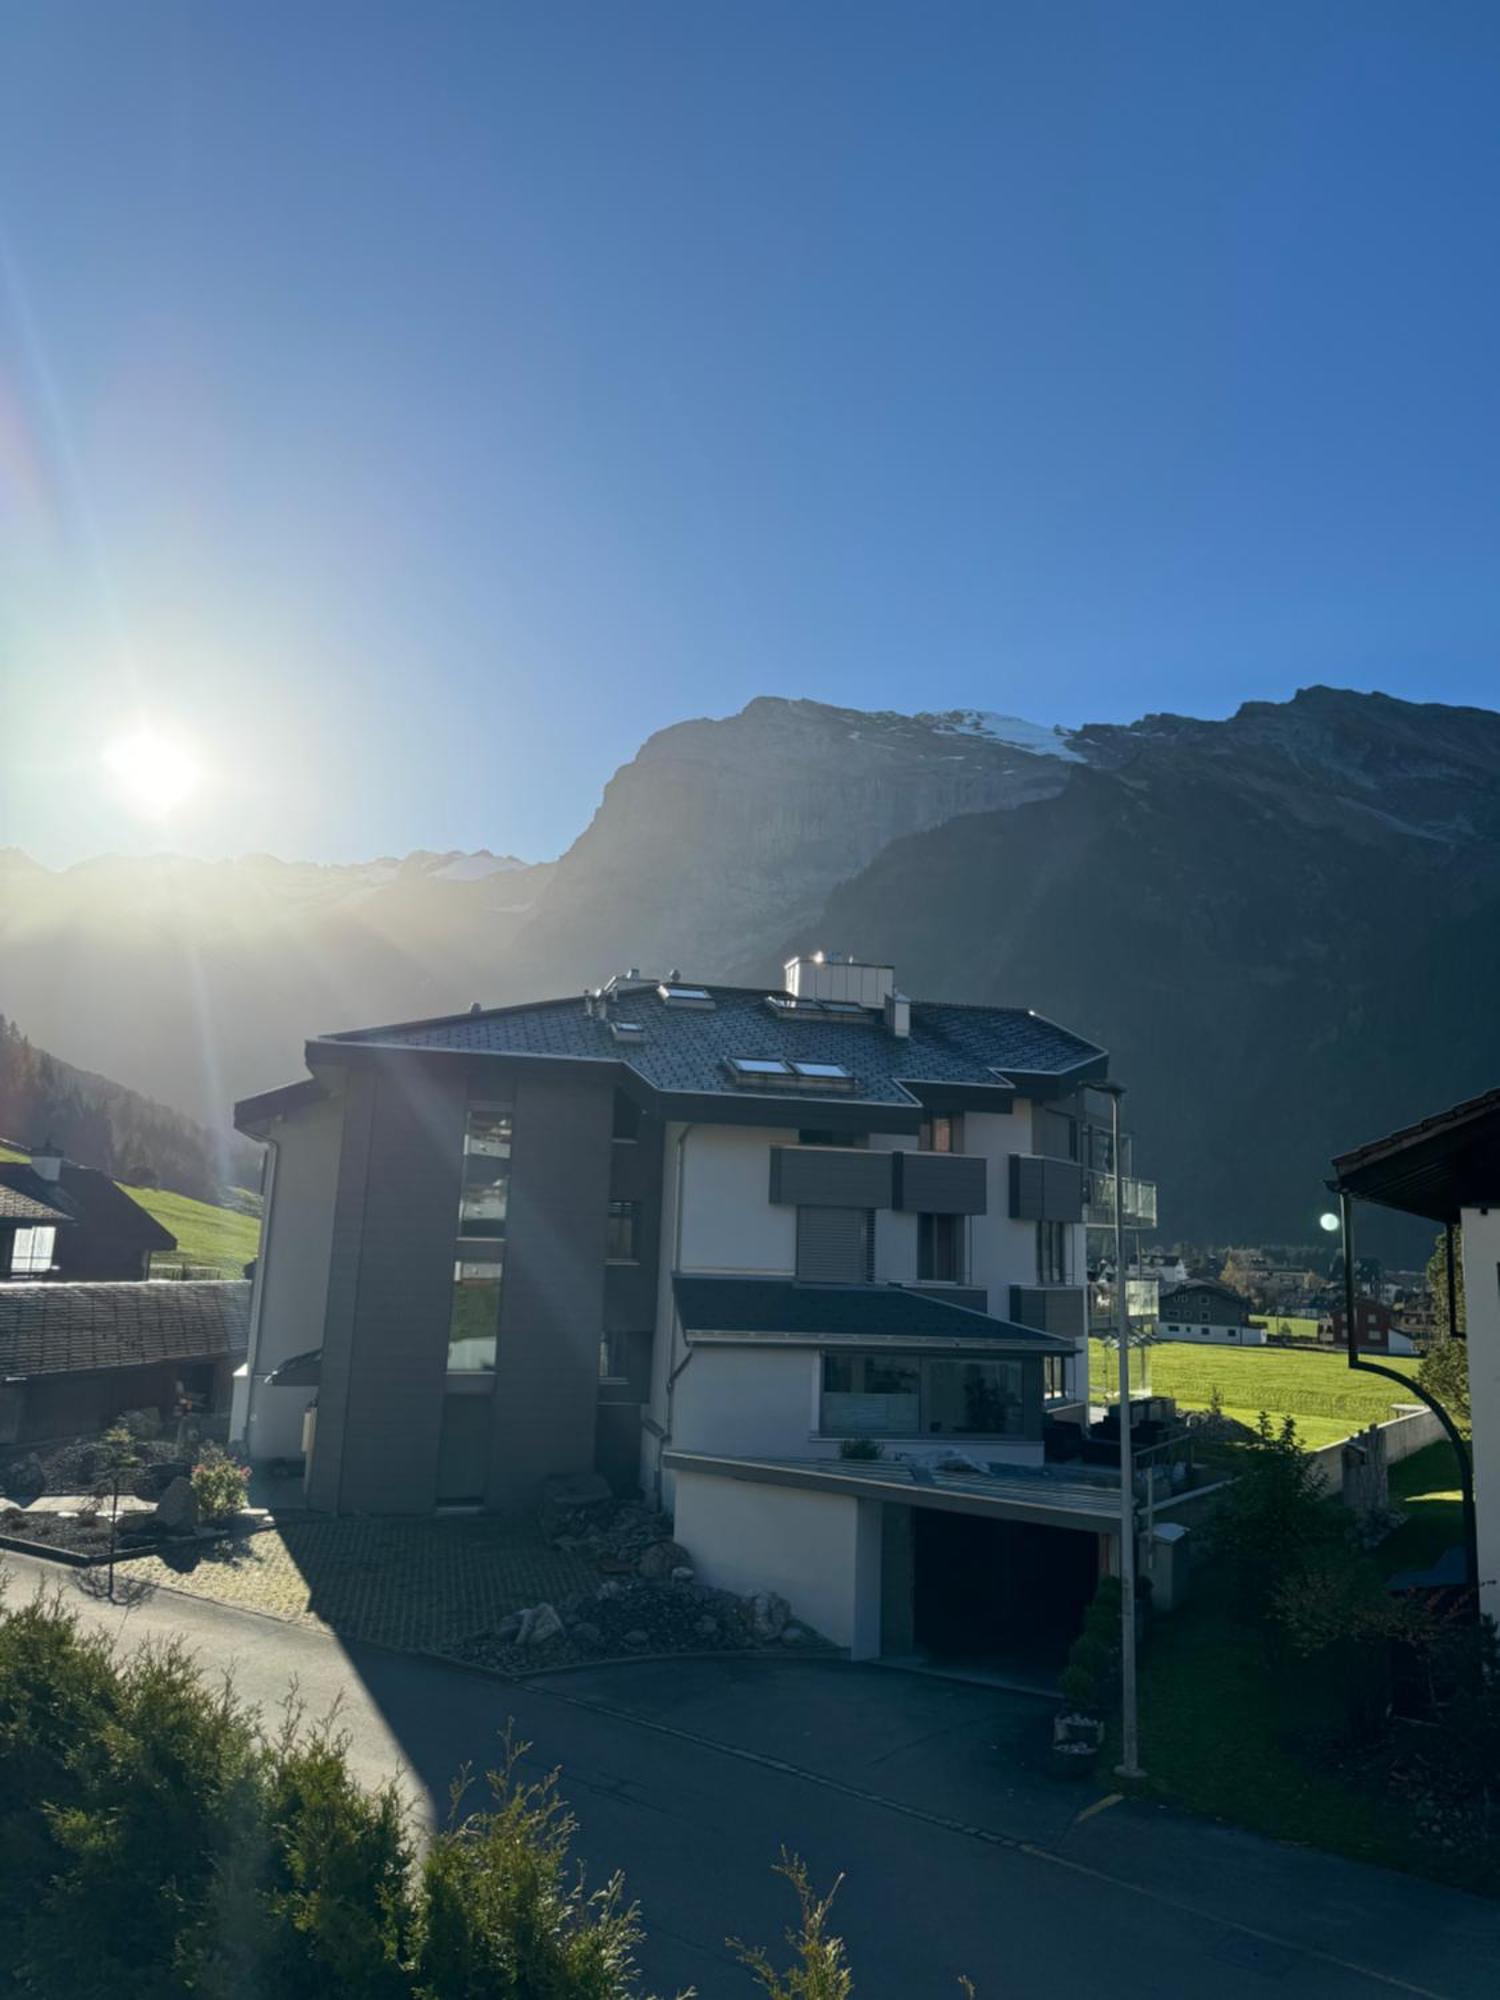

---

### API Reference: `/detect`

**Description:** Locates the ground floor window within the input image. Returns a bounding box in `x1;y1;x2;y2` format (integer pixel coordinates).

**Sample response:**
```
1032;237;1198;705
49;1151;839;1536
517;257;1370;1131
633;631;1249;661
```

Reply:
448;1253;502;1371
1043;1353;1069;1399
821;1352;1026;1438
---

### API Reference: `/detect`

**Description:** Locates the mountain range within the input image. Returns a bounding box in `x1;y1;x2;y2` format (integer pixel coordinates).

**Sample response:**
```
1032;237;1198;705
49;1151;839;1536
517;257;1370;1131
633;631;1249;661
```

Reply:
3;688;1496;1248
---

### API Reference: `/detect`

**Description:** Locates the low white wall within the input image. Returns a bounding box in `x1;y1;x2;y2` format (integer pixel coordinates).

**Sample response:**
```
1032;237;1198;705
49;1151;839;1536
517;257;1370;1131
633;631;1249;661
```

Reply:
1306;1405;1446;1493
672;1469;883;1656
1159;1323;1267;1347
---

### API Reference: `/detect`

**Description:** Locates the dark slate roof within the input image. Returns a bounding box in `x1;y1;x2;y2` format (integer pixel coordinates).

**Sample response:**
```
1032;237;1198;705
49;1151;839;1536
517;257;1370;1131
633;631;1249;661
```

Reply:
56;1163;177;1252
0;1280;249;1379
673;1273;1072;1350
306;983;1106;1111
1158;1278;1250;1310
0;1167;75;1228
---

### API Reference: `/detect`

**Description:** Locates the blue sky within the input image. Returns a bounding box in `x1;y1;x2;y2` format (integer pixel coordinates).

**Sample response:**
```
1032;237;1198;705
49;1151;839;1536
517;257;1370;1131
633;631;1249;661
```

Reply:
2;1;1498;866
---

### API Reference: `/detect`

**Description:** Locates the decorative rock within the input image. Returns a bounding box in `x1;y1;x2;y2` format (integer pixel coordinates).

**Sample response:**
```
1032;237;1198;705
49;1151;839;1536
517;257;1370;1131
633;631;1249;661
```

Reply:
570;1621;603;1649
782;1626;806;1645
750;1591;790;1643
596;1579;624;1600
622;1628;650;1649
670;1565;696;1584
496;1613;522;1642
517;1603;564;1647
637;1538;693;1581
153;1476;200;1535
694;1615;718;1638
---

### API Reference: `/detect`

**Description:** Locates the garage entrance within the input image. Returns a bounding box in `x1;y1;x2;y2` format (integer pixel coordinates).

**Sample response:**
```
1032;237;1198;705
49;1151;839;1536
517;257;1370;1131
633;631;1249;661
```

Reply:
910;1509;1102;1675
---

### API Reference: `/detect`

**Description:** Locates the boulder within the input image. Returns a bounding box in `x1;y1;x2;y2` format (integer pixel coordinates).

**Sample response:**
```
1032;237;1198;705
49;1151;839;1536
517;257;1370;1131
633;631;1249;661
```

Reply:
517;1603;564;1647
153;1477;200;1535
637;1538;693;1581
133;1459;191;1502
622;1628;650;1649
750;1592;791;1643
539;1471;615;1538
781;1626;807;1645
694;1615;719;1639
670;1565;696;1584
570;1621;603;1649
2;1455;44;1503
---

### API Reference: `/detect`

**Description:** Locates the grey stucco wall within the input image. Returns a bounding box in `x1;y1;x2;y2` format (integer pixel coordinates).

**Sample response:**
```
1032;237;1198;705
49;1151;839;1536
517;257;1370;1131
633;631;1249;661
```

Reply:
309;1060;468;1514
485;1068;614;1511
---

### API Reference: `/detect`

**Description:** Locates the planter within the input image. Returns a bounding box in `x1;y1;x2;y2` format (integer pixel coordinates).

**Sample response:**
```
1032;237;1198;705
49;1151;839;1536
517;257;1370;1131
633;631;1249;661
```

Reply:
1051;1709;1104;1779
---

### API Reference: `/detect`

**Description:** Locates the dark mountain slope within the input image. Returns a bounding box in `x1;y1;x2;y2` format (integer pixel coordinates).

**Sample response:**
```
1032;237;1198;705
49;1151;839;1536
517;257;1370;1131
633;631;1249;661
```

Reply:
785;690;1500;1246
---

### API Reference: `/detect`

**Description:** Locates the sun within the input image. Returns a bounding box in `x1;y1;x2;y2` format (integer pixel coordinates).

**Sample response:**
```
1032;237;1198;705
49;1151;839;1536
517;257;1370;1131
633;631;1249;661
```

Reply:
102;727;204;820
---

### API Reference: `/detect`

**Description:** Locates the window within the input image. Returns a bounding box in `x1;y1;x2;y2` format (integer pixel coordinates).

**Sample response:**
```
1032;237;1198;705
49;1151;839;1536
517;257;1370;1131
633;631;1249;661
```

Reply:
821;1354;919;1435
820;1353;1026;1438
924;1359;1023;1435
659;984;714;1008
448;1254;502;1372
917;1212;965;1284
790;1060;852;1084
729;1056;792;1078
9;1226;56;1275
919;1113;963;1154
1037;1220;1071;1285
599;1330;631;1384
1044;1353;1068;1400
796;1207;874;1283
605;1199;640;1262
448;1102;512;1372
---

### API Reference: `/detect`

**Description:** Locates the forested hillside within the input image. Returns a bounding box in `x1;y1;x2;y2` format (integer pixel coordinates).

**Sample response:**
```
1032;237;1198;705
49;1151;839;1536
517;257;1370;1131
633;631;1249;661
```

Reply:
0;1015;252;1203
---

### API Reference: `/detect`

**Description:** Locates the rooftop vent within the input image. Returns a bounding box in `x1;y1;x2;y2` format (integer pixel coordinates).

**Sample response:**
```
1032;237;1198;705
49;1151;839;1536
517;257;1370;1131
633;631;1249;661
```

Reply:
784;952;895;1009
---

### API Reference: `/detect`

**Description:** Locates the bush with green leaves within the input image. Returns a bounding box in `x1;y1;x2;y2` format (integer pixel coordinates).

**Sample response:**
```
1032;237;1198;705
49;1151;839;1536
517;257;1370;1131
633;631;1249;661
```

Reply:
1;1585;944;1998
191;1444;250;1525
1205;1412;1346;1617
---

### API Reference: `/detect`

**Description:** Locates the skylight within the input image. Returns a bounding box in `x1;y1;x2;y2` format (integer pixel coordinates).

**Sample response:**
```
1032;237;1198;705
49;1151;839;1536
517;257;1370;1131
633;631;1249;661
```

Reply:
725;1056;858;1090
658;984;715;1009
729;1056;791;1076
765;994;870;1019
791;1061;851;1079
610;1021;646;1043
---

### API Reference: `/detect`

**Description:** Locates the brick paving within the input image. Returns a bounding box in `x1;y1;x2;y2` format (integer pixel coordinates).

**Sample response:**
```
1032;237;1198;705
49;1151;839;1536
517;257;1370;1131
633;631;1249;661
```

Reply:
120;1514;598;1654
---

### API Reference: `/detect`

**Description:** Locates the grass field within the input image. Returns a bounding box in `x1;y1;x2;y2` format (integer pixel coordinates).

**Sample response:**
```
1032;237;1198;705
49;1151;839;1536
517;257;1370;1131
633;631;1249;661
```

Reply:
0;1138;260;1279
1248;1314;1321;1340
1378;1439;1464;1577
1089;1338;1422;1449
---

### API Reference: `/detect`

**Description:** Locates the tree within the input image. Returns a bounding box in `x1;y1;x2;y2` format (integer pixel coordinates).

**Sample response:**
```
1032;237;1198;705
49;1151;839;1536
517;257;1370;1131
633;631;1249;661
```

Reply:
1420;1337;1471;1434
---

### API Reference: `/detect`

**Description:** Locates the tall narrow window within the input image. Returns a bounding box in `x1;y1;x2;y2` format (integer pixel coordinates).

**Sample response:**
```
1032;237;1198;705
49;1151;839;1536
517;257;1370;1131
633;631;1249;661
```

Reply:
917;1212;964;1284
448;1103;512;1372
919;1113;963;1154
605;1199;640;1262
1037;1221;1071;1286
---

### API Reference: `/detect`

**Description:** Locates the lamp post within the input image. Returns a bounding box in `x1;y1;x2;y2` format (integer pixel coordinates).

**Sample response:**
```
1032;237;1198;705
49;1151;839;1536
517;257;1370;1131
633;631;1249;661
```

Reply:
1096;1082;1142;1780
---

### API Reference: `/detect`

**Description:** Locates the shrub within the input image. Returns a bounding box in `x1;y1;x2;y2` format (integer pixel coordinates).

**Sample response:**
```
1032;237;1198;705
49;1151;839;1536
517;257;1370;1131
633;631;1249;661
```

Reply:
1205;1412;1344;1617
117;1407;163;1443
730;1852;852;2000
191;1445;250;1525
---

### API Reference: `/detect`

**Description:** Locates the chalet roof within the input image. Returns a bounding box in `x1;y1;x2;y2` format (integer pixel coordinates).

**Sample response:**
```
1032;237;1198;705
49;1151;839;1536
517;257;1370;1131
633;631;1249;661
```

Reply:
1158;1277;1251;1309
0;1280;249;1379
0;1167;75;1228
672;1273;1072;1350
1331;1085;1500;1224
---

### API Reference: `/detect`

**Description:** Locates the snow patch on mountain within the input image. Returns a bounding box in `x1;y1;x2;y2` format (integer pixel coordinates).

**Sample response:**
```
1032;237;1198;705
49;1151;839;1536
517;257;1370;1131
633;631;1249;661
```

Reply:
917;711;1085;761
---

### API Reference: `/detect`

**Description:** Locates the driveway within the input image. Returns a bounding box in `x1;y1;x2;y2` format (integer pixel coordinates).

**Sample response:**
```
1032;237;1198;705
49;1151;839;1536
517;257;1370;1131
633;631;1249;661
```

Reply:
4;1551;1497;2000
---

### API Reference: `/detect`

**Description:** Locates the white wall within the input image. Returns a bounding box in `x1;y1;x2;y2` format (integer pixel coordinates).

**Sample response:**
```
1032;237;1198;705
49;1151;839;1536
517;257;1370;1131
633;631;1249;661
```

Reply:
676;1122;799;1275
239;1087;343;1461
969;1102;1088;1399
1461;1206;1500;1624
1159;1322;1268;1347
672;1468;884;1655
672;1341;1043;1468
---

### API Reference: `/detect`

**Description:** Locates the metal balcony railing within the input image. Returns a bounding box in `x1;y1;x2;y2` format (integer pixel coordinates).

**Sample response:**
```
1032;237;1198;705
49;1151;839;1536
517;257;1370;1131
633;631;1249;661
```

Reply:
1084;1170;1158;1231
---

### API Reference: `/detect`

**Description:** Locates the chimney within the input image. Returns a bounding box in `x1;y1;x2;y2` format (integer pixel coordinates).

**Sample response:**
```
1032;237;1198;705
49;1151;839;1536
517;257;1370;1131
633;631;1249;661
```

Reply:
784;951;895;1009
884;990;911;1038
30;1141;63;1183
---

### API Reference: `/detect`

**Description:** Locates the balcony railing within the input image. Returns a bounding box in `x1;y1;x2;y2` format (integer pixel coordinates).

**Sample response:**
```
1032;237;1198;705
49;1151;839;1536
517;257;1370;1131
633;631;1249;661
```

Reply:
1089;1275;1161;1332
1084;1170;1158;1231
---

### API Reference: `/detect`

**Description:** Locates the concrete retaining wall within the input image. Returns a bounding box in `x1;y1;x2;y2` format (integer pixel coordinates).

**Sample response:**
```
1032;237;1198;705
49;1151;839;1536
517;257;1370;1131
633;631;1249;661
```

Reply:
1307;1405;1446;1501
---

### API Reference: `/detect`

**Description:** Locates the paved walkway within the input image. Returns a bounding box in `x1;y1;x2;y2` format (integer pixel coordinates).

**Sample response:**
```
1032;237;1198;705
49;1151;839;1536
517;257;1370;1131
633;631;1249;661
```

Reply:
114;1511;597;1646
4;1550;1497;1999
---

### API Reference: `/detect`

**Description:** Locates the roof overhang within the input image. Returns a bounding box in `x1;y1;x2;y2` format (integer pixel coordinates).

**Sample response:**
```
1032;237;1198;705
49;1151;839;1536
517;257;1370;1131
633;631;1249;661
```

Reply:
1331;1086;1500;1224
663;1450;1125;1534
235;1076;329;1138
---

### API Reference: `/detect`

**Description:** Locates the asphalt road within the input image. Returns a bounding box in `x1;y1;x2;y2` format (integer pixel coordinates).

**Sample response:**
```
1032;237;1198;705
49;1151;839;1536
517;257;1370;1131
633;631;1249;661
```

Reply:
4;1552;1498;2000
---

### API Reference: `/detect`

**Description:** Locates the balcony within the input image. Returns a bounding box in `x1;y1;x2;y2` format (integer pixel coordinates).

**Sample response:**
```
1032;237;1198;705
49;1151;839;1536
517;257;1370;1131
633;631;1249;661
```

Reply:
1089;1275;1161;1333
768;1145;987;1215
1008;1284;1088;1340
1010;1154;1085;1223
1083;1170;1158;1231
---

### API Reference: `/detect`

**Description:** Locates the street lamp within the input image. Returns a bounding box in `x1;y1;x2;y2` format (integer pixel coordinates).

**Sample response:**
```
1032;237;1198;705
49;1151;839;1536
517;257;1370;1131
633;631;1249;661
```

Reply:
1094;1081;1142;1781
1318;1211;1341;1235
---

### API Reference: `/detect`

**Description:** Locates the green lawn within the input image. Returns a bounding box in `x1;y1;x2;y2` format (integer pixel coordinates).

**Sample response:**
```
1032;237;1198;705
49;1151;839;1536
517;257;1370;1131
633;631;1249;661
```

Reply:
0;1137;259;1279
1091;1339;1421;1448
1377;1439;1464;1577
1249;1314;1322;1340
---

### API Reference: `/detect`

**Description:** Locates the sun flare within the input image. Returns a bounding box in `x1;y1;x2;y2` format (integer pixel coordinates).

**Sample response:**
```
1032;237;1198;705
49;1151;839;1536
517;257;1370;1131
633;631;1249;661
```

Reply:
102;727;204;820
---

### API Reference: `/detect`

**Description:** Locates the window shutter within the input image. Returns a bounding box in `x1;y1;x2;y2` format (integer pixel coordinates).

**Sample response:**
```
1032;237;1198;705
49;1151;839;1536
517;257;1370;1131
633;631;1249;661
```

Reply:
796;1207;871;1283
